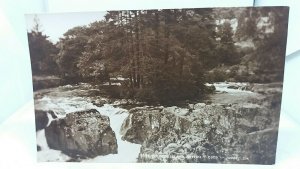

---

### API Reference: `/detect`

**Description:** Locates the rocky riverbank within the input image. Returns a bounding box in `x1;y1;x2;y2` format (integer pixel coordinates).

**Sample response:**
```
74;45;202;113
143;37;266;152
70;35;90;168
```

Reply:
120;84;281;164
32;75;65;91
34;82;282;163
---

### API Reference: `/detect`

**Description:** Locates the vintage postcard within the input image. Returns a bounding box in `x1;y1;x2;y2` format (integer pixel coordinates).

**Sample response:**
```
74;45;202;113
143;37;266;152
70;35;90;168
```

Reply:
26;6;289;164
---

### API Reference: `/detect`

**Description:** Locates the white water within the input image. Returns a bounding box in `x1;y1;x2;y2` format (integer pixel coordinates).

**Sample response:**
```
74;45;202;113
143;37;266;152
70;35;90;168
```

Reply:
35;82;258;162
205;82;260;105
83;104;141;163
35;84;141;162
36;130;71;162
206;82;253;94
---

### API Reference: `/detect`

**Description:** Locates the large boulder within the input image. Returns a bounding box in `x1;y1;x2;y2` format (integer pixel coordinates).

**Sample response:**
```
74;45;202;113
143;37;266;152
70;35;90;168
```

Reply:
45;109;117;158
224;128;278;164
124;101;279;163
120;106;191;144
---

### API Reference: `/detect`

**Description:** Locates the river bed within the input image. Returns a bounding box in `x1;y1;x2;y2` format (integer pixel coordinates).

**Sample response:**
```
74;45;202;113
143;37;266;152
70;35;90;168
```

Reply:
35;83;141;162
34;82;270;162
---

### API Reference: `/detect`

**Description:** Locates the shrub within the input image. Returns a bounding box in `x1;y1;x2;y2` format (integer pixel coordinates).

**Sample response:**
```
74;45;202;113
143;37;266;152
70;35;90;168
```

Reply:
208;69;228;82
135;87;157;104
105;85;122;99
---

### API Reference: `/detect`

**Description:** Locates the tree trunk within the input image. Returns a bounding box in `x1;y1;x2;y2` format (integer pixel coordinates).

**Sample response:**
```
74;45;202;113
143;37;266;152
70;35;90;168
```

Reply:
164;10;170;64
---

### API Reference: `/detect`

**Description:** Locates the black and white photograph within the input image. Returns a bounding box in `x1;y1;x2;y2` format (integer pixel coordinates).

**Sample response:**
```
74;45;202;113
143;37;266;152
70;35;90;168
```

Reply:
26;6;289;164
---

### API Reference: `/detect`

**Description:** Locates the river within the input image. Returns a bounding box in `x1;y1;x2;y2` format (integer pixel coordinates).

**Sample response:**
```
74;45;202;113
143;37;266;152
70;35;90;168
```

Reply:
34;82;265;162
35;83;141;162
206;82;263;105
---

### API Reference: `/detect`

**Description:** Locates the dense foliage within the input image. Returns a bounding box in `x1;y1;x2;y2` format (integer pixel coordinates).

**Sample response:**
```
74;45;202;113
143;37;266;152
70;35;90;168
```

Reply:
27;17;59;75
27;7;289;104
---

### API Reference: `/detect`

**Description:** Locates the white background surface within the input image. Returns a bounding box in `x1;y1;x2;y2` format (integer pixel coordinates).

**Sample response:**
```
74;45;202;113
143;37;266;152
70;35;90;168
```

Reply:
0;0;300;168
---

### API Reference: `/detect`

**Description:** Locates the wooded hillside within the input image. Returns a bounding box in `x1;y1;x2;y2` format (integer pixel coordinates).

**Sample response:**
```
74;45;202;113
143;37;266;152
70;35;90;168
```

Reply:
27;7;289;105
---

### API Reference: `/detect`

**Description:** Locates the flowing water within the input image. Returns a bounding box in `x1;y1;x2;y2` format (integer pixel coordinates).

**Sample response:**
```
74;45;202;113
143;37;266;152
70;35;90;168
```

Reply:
35;83;141;162
206;82;262;105
35;82;264;162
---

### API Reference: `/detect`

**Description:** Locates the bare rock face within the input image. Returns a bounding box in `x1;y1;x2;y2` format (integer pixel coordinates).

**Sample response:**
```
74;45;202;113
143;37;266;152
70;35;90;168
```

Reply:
35;110;49;131
224;128;278;164
45;109;117;158
120;106;191;144
121;98;280;164
35;109;57;131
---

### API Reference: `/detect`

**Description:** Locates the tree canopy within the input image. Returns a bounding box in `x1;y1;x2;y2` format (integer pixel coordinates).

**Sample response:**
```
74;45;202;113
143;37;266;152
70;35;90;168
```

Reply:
27;7;289;104
27;16;59;75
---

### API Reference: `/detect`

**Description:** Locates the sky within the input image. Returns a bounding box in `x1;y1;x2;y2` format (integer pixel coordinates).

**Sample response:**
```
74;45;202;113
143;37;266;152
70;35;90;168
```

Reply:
25;11;106;43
